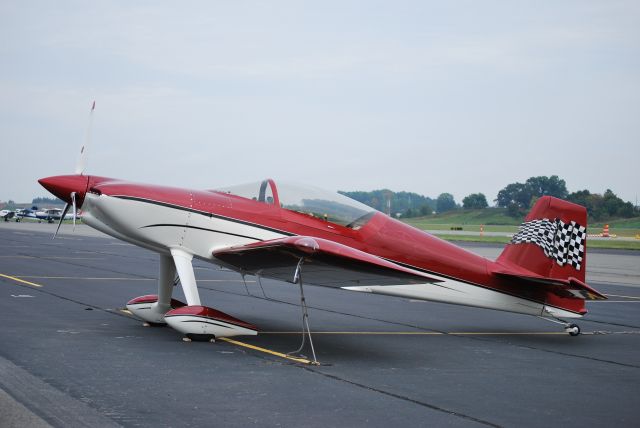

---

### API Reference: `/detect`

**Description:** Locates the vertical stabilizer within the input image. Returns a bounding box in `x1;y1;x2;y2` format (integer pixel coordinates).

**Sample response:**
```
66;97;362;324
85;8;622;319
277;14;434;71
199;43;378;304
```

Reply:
497;196;587;283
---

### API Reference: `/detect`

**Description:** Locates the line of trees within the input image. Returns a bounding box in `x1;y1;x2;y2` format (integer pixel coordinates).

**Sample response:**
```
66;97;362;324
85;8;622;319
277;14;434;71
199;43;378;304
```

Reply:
32;196;64;205
341;189;490;218
494;175;637;220
564;189;636;220
495;175;569;216
339;190;436;218
1;197;65;210
342;175;638;221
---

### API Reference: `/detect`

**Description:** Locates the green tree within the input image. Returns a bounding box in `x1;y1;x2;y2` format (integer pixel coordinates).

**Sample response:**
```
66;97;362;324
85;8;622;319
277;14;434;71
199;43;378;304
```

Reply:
436;193;457;213
419;204;432;216
566;189;591;208
603;189;620;217
462;193;488;209
525;176;568;199
566;188;637;220
495;182;531;211
496;175;568;216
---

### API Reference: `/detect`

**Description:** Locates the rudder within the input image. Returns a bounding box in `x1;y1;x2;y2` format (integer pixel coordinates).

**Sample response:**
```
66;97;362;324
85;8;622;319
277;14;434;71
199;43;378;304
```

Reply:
497;196;588;283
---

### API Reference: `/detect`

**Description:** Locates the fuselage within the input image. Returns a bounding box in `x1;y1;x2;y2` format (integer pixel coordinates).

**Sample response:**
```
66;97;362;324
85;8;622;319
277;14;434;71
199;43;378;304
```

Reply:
39;174;586;319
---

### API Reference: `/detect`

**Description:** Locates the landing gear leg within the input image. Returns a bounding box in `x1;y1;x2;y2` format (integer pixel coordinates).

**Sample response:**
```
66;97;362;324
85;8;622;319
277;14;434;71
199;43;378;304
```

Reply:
157;254;176;306
126;254;184;324
144;254;177;326
169;249;211;341
163;249;258;340
537;316;581;336
287;258;319;365
170;249;201;306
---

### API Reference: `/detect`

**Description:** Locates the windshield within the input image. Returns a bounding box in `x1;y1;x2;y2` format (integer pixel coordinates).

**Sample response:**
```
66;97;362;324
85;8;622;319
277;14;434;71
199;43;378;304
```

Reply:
277;182;375;227
216;179;376;227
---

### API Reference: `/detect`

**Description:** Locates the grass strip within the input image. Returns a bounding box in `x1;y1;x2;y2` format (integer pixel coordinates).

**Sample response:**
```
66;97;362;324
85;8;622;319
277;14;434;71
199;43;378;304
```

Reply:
432;234;640;250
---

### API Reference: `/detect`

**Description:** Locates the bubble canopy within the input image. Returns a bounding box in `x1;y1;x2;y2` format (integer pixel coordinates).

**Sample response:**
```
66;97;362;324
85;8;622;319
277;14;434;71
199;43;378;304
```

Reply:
215;179;376;228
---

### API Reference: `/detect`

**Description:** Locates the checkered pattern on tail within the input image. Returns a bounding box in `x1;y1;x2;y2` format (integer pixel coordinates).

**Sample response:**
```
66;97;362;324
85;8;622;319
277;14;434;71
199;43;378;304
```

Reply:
510;218;586;270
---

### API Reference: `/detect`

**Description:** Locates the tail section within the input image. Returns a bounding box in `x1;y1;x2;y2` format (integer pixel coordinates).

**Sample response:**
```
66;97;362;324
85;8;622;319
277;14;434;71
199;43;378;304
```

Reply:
494;196;605;316
498;196;588;283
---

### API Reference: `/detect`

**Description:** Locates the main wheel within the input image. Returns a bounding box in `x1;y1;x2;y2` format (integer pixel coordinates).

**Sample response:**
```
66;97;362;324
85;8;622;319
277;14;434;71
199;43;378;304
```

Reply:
565;324;580;336
185;333;216;342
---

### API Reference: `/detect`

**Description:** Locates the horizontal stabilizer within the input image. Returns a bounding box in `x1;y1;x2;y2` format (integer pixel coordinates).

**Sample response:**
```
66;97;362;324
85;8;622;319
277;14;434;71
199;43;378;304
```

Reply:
492;265;606;300
213;236;441;288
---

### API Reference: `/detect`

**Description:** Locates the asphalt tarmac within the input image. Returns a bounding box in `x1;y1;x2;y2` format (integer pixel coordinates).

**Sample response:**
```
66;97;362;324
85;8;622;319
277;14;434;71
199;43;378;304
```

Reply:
1;223;639;427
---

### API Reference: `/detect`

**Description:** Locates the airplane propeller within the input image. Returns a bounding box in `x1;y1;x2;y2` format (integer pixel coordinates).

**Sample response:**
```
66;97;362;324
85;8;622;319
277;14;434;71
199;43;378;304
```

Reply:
52;100;94;239
53;192;77;240
76;100;95;175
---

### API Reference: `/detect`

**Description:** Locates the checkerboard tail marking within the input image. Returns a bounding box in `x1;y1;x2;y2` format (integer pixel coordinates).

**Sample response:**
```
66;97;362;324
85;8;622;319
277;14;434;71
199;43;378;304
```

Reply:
510;218;586;270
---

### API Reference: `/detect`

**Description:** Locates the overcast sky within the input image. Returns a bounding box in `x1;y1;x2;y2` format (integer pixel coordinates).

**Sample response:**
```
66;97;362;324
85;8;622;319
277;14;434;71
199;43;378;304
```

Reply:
2;1;639;205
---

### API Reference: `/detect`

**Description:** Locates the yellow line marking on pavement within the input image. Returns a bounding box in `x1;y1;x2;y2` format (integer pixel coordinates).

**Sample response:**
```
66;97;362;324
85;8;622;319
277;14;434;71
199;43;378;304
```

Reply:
262;331;444;335
604;294;640;300
40;256;101;260
0;256;36;258
16;276;153;281
10;276;253;283
261;331;568;336
120;309;133;315
0;256;100;260
449;332;567;335
0;273;43;288
219;337;314;365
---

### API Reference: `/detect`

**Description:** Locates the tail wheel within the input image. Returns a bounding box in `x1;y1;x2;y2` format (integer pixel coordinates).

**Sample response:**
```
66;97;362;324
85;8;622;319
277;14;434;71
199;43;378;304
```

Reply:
565;324;580;336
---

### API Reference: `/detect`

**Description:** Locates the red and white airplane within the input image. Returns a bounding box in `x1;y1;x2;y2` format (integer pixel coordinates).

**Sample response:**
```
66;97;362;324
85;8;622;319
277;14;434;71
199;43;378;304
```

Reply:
38;106;605;359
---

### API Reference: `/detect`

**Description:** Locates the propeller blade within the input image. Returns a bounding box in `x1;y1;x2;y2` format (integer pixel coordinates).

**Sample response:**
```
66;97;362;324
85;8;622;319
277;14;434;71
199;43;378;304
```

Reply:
53;202;71;240
71;192;77;231
75;101;95;175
